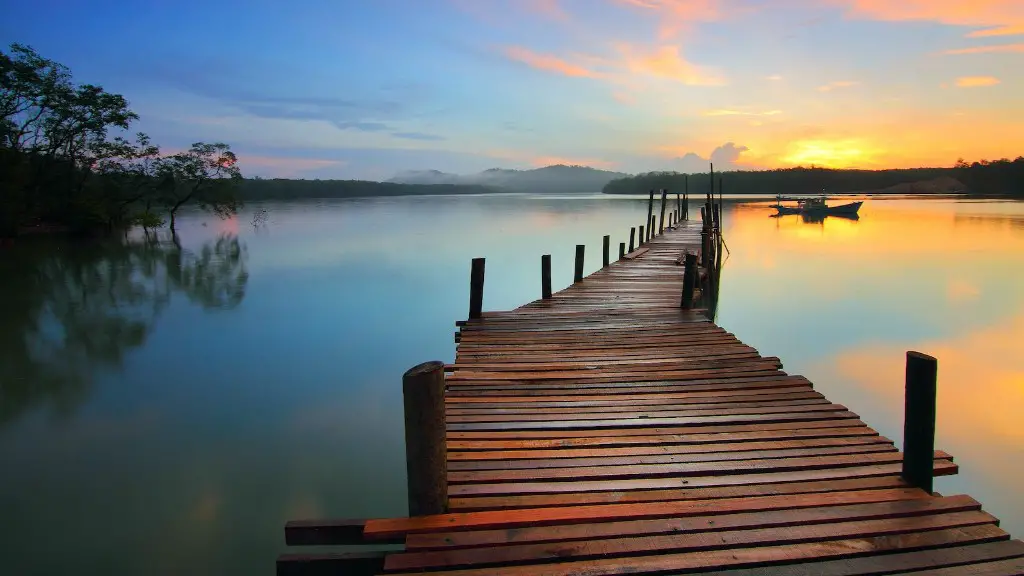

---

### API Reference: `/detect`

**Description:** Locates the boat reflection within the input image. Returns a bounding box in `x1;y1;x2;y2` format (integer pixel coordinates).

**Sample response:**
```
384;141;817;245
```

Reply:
769;211;861;224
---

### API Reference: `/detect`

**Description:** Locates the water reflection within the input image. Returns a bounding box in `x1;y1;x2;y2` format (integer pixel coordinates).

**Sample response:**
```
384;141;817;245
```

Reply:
0;234;248;426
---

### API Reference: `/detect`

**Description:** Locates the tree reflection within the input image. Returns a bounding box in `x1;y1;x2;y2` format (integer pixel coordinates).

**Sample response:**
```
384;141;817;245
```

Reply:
0;234;248;425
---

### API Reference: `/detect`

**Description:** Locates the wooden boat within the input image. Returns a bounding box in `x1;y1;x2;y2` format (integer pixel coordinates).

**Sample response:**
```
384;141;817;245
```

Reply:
774;195;862;216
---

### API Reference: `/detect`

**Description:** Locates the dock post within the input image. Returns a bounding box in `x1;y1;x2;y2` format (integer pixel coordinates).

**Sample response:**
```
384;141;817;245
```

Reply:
468;258;485;320
700;206;708;230
658;189;668;234
629;227;636;252
602;235;610;267
402;361;447;516
573;244;585;283
650;215;656;239
639;225;645;246
646;190;654;242
541;254;552;299
619;242;625;260
701;230;710;268
714;203;722;233
684;175;689;220
680;252;697;309
902;351;938;493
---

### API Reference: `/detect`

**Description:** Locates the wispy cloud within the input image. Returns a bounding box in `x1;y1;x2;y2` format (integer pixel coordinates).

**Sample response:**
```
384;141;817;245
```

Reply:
817;80;860;92
838;0;1024;39
766;74;784;81
956;76;1001;88
613;0;725;40
334;121;391;131
392;131;446;141
503;46;603;78
703;109;782;117
527;0;569;20
967;25;1024;38
944;43;1024;54
616;43;726;86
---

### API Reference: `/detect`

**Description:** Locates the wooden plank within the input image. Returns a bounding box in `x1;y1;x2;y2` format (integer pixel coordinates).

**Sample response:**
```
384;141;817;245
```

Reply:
447;443;898;471
385;510;998;571
363;488;929;539
448;459;958;496
406;495;981;551
690;540;1024;576
448;475;914;511
447;451;950;484
382;524;1010;575
448;435;892;462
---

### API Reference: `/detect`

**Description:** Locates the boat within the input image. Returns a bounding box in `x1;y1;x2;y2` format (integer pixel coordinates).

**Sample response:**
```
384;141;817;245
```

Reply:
773;194;862;217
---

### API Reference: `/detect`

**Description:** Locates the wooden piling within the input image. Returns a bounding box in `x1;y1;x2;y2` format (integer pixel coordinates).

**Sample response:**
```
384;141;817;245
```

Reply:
680;252;697;309
573;244;585;283
602;235;610;267
541;254;552;299
713;203;722;232
638;225;645;246
646;190;654;242
402;361;447;516
684;175;689;220
468;258;485;320
618;242;625;260
628;227;636;252
658;189;668;234
903;351;938;493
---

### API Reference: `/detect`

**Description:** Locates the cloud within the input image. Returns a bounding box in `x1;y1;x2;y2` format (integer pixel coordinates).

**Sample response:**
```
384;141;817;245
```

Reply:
503;46;603;78
944;43;1024;54
391;131;446;141
527;0;569;20
660;142;751;173
837;0;1024;38
967;25;1024;38
612;91;637;105
617;43;725;86
766;74;784;81
703;109;782;117
956;76;1001;88
817;80;860;92
613;0;725;40
333;121;391;132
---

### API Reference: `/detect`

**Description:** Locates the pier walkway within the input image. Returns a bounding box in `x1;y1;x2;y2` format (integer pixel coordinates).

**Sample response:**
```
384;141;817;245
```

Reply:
280;220;1023;576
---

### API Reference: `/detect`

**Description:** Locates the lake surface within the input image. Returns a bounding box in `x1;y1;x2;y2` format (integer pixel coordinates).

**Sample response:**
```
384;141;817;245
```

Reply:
1;194;1022;575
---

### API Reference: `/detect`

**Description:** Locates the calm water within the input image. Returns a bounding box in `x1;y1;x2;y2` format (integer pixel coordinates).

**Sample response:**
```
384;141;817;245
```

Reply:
1;194;1022;575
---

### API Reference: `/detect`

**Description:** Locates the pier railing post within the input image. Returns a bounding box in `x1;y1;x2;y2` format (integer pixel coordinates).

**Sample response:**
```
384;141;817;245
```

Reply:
639;225;645;247
619;242;625;260
658;189;668;234
680;252;697;309
602;235;610;267
541;254;552;299
650;215;656;239
468;258;485;320
402;361;447;516
574;244;585;283
902;351;938;493
629;227;636;252
646;190;654;242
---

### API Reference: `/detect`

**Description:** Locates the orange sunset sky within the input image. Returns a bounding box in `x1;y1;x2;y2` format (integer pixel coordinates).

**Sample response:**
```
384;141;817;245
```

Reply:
4;0;1022;178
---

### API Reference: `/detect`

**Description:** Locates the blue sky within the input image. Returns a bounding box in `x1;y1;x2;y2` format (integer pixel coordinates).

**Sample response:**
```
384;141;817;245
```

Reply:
2;0;1022;179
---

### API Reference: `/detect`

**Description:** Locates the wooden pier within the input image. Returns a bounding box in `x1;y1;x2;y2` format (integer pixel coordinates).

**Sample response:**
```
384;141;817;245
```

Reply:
279;202;1022;575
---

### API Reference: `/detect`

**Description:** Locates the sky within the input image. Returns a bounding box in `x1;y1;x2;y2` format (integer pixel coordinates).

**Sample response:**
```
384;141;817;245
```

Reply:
2;0;1022;179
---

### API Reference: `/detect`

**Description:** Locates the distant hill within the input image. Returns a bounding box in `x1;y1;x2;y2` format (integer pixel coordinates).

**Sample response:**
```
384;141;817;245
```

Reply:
389;164;630;194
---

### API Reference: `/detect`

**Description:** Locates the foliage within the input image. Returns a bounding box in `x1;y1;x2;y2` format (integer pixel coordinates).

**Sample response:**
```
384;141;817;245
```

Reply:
157;142;243;230
600;166;962;196
0;43;242;237
954;157;1024;197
